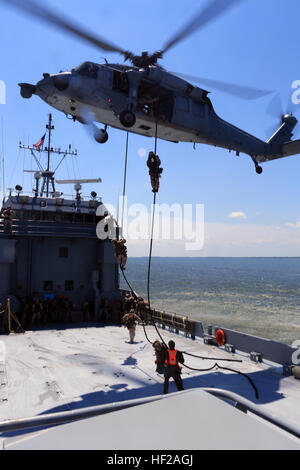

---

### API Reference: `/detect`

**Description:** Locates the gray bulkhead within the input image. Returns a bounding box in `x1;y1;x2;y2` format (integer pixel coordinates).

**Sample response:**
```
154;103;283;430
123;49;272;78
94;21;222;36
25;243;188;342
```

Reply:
0;196;120;307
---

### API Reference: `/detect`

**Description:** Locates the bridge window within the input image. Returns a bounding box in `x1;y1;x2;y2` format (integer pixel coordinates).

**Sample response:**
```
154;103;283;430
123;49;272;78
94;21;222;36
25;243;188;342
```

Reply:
59;247;68;258
65;280;74;291
84;214;94;224
75;214;84;223
44;280;53;292
63;213;74;223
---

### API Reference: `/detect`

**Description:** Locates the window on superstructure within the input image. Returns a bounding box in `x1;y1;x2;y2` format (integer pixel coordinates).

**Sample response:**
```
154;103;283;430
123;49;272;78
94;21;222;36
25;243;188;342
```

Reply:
63;213;74;223
32;212;41;221
75;214;83;223
65;280;74;291
59;247;68;258
44;280;53;292
85;214;94;224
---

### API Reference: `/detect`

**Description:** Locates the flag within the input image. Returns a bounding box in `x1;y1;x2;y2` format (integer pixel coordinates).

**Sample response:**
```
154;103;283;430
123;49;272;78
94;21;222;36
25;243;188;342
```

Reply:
34;133;46;151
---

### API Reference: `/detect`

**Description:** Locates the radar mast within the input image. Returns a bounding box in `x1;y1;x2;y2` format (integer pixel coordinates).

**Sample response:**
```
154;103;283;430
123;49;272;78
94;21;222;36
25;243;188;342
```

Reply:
19;113;77;198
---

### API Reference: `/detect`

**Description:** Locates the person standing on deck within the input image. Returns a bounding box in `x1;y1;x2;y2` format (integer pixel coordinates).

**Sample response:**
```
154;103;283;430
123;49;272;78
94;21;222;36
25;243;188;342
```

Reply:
122;310;141;343
152;340;167;374
163;340;184;394
1;206;14;236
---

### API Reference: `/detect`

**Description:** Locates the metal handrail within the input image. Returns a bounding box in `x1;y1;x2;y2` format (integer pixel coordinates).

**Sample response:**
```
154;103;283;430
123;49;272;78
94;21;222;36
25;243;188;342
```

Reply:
202;387;300;439
0;388;299;439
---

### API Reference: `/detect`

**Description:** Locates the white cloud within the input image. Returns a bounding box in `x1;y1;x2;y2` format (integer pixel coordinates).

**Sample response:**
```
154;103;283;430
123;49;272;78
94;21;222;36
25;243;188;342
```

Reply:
126;222;300;257
228;211;247;219
285;222;300;229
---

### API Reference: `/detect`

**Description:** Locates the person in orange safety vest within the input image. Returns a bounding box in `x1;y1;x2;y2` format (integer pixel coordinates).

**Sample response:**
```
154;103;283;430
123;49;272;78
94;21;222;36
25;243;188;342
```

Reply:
163;340;184;394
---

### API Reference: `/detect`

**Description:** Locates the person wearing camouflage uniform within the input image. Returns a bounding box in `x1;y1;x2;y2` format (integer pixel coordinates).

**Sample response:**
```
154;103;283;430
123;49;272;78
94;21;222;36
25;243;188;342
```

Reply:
146;152;163;193
111;238;127;270
122;310;141;343
1;206;14;236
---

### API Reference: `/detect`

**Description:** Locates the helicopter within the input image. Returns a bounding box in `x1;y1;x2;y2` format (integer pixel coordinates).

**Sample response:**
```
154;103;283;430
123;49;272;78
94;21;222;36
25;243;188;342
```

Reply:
4;0;300;174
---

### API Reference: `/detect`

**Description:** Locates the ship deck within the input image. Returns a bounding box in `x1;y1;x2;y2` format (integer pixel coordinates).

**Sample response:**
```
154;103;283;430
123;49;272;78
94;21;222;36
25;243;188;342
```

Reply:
0;323;300;449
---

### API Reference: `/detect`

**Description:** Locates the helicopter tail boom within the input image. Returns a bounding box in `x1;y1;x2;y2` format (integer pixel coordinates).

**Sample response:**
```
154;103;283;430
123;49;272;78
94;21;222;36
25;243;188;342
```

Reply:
281;139;300;158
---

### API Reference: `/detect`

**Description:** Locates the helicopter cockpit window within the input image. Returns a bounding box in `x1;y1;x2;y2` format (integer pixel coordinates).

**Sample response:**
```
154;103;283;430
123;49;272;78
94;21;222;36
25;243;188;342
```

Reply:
113;70;129;94
76;62;98;79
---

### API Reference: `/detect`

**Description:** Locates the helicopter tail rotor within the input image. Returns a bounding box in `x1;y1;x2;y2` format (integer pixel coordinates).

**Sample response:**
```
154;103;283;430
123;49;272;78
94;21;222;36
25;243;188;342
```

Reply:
266;92;300;141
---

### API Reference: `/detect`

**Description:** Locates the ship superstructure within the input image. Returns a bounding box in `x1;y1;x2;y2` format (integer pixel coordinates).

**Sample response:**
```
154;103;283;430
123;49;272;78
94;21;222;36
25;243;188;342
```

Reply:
0;114;119;310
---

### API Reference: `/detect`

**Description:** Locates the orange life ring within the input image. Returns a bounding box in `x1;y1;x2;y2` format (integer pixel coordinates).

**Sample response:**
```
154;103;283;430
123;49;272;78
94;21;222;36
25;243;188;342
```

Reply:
216;329;226;346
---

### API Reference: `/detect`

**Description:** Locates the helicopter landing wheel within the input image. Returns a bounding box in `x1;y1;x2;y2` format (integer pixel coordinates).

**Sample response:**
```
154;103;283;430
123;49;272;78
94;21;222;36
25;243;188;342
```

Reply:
119;110;136;128
255;165;263;175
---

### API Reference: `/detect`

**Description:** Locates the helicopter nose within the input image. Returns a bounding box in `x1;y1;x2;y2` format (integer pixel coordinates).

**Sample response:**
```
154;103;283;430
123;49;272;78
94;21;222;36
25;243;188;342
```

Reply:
36;73;70;95
36;75;54;95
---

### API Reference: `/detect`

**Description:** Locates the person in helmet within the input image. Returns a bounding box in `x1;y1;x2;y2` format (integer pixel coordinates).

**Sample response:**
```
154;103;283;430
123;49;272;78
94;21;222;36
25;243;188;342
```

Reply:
122;309;141;343
111;238;127;270
152;340;167;374
163;340;184;394
146;152;163;193
1;206;14;236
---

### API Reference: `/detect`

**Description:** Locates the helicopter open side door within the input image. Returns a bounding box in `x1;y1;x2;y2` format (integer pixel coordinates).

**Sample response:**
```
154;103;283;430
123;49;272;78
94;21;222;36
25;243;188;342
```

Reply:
137;82;174;123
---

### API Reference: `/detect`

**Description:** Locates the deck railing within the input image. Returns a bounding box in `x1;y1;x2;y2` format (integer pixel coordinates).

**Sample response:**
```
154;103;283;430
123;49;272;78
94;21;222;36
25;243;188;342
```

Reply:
0;219;97;238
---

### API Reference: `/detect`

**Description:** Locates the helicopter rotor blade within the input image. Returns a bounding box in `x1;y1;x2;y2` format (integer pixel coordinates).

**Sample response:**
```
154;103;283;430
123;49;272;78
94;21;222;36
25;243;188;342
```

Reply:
265;91;300;139
266;93;283;120
170;71;272;100
1;0;133;59
162;0;242;54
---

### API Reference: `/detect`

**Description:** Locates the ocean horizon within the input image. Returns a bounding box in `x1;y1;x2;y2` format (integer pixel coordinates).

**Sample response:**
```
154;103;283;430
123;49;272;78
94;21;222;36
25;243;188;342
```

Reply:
120;257;300;345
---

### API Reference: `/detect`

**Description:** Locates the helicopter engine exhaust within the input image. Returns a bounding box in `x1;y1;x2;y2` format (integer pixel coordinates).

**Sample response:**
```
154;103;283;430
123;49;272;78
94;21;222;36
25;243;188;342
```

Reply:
93;128;109;144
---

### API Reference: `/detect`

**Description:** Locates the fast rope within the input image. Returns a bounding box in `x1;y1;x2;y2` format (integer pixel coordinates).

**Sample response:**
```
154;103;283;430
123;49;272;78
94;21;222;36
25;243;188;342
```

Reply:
118;131;152;345
146;121;168;348
182;362;259;399
120;269;153;345
121;131;129;229
117;126;259;399
182;351;242;363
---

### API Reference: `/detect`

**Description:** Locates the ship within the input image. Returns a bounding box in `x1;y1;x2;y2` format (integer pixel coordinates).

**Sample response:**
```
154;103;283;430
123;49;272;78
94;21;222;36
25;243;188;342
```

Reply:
0;116;299;451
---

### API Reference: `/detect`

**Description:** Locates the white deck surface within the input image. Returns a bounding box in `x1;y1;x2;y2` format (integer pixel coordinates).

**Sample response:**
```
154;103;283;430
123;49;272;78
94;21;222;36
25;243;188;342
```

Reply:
0;323;299;449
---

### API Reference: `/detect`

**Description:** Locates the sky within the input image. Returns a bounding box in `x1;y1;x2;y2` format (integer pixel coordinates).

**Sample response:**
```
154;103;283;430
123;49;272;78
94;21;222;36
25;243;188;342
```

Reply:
0;0;300;256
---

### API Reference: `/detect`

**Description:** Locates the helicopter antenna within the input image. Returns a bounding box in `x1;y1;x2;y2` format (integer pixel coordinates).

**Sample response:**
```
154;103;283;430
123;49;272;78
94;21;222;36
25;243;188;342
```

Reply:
19;113;78;198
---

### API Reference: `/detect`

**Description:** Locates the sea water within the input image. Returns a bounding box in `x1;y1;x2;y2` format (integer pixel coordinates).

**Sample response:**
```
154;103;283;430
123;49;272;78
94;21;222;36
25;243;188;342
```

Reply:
120;257;300;345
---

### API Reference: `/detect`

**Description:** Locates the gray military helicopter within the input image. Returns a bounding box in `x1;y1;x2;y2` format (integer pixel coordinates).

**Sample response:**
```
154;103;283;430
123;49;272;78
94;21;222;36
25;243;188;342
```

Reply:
4;0;300;173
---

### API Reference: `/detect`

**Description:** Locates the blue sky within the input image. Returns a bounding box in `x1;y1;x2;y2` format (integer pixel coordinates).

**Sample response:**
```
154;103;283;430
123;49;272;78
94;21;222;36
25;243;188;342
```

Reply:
0;0;300;256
